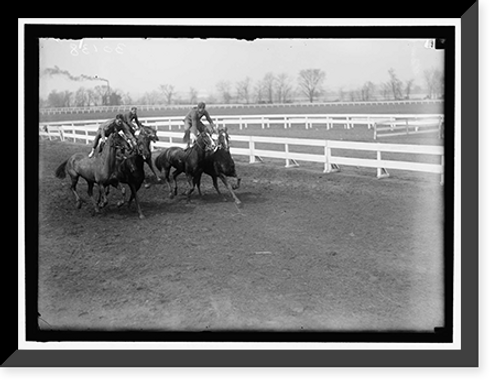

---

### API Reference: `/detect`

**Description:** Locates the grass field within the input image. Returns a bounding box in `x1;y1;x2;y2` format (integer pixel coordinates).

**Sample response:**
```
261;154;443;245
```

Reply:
40;101;444;123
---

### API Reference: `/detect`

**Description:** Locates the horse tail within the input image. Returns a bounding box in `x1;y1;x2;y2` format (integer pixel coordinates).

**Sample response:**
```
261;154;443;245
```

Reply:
55;160;68;179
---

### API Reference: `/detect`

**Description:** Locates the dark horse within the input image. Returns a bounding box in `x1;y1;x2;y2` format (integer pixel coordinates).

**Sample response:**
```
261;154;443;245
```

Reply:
194;127;242;205
55;132;132;215
136;125;161;188
154;131;215;201
105;126;157;219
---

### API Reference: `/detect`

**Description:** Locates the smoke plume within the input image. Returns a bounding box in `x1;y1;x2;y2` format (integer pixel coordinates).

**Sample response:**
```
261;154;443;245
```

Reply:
42;66;109;85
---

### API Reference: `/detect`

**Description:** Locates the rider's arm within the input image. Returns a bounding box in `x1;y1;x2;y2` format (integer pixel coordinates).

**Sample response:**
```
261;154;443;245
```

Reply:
202;111;215;129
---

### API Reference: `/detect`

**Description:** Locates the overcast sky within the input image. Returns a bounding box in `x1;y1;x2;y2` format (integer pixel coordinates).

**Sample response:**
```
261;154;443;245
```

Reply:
39;37;444;99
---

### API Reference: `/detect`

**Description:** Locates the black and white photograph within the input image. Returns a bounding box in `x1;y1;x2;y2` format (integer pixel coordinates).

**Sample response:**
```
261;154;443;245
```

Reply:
34;29;450;337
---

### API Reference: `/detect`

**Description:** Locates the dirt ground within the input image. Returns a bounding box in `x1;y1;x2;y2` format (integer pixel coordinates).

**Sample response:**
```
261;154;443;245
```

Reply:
37;139;445;333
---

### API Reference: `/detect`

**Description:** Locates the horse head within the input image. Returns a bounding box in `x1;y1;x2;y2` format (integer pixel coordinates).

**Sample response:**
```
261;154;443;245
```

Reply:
195;131;216;153
139;125;159;143
135;128;156;161
109;131;136;160
217;127;230;151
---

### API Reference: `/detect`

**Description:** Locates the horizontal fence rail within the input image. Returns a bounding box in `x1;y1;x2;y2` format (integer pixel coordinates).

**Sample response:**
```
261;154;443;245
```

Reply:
40;113;444;138
39;99;444;115
39;124;444;183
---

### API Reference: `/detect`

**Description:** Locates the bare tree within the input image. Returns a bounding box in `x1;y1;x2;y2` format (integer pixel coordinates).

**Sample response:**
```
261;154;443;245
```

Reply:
74;87;88;107
380;82;392;100
424;68;444;99
298;69;326;103
159;84;176;105
189;87;198;105
349;89;358;102
93;85;109;105
216;81;232;104
404;79;414;99
262;73;275;103
360;81;375;101
338;87;345;102
275;73;293;103
254;80;265;103
236;77;252;104
138;90;163;105
388;68;403;100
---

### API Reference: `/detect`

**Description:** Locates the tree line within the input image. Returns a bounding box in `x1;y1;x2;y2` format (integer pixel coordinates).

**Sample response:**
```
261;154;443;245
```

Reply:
40;67;444;108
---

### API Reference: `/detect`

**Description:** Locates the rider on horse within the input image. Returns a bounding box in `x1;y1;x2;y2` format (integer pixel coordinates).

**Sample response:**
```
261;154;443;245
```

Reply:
88;114;136;158
124;106;143;136
183;102;217;148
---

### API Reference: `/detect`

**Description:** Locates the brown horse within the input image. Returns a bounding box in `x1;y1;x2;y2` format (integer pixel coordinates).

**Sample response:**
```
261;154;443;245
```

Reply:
136;125;161;187
105;127;155;219
194;127;242;205
154;131;215;201
55;132;132;215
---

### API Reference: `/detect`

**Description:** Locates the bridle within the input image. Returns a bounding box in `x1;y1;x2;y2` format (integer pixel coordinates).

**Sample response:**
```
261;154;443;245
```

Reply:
193;133;215;153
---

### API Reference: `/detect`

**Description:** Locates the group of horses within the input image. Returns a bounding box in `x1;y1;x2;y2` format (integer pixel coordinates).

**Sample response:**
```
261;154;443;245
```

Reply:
54;126;241;219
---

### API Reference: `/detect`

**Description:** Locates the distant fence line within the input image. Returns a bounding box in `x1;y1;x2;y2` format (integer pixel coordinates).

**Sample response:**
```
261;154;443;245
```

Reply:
40;113;444;140
39;99;444;115
39;123;444;183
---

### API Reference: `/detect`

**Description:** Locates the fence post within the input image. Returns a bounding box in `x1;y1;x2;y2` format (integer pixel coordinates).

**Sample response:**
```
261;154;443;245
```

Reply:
285;143;299;168
85;128;89;144
323;141;331;173
376;150;390;179
440;155;444;185
249;137;255;163
72;124;76;143
261;117;265;129
374;122;377;140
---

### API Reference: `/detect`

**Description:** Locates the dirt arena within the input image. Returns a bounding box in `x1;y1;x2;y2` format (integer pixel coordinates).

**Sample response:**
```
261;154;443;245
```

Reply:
37;138;444;333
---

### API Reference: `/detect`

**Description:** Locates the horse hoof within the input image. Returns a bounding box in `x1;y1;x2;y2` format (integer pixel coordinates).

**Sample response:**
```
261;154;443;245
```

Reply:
145;183;151;189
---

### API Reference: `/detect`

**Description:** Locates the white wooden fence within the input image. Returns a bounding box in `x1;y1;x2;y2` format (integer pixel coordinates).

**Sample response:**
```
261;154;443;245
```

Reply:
40;113;444;137
39;124;444;183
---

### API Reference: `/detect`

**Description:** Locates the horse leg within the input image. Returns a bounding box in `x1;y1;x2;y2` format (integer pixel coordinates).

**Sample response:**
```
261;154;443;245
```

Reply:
195;174;204;197
128;183;145;219
164;167;176;199
146;157;161;184
69;174;83;209
232;176;242;190
116;184;127;207
172;169;183;199
211;174;222;196
86;181;101;215
98;182;108;209
219;174;242;205
184;173;196;202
